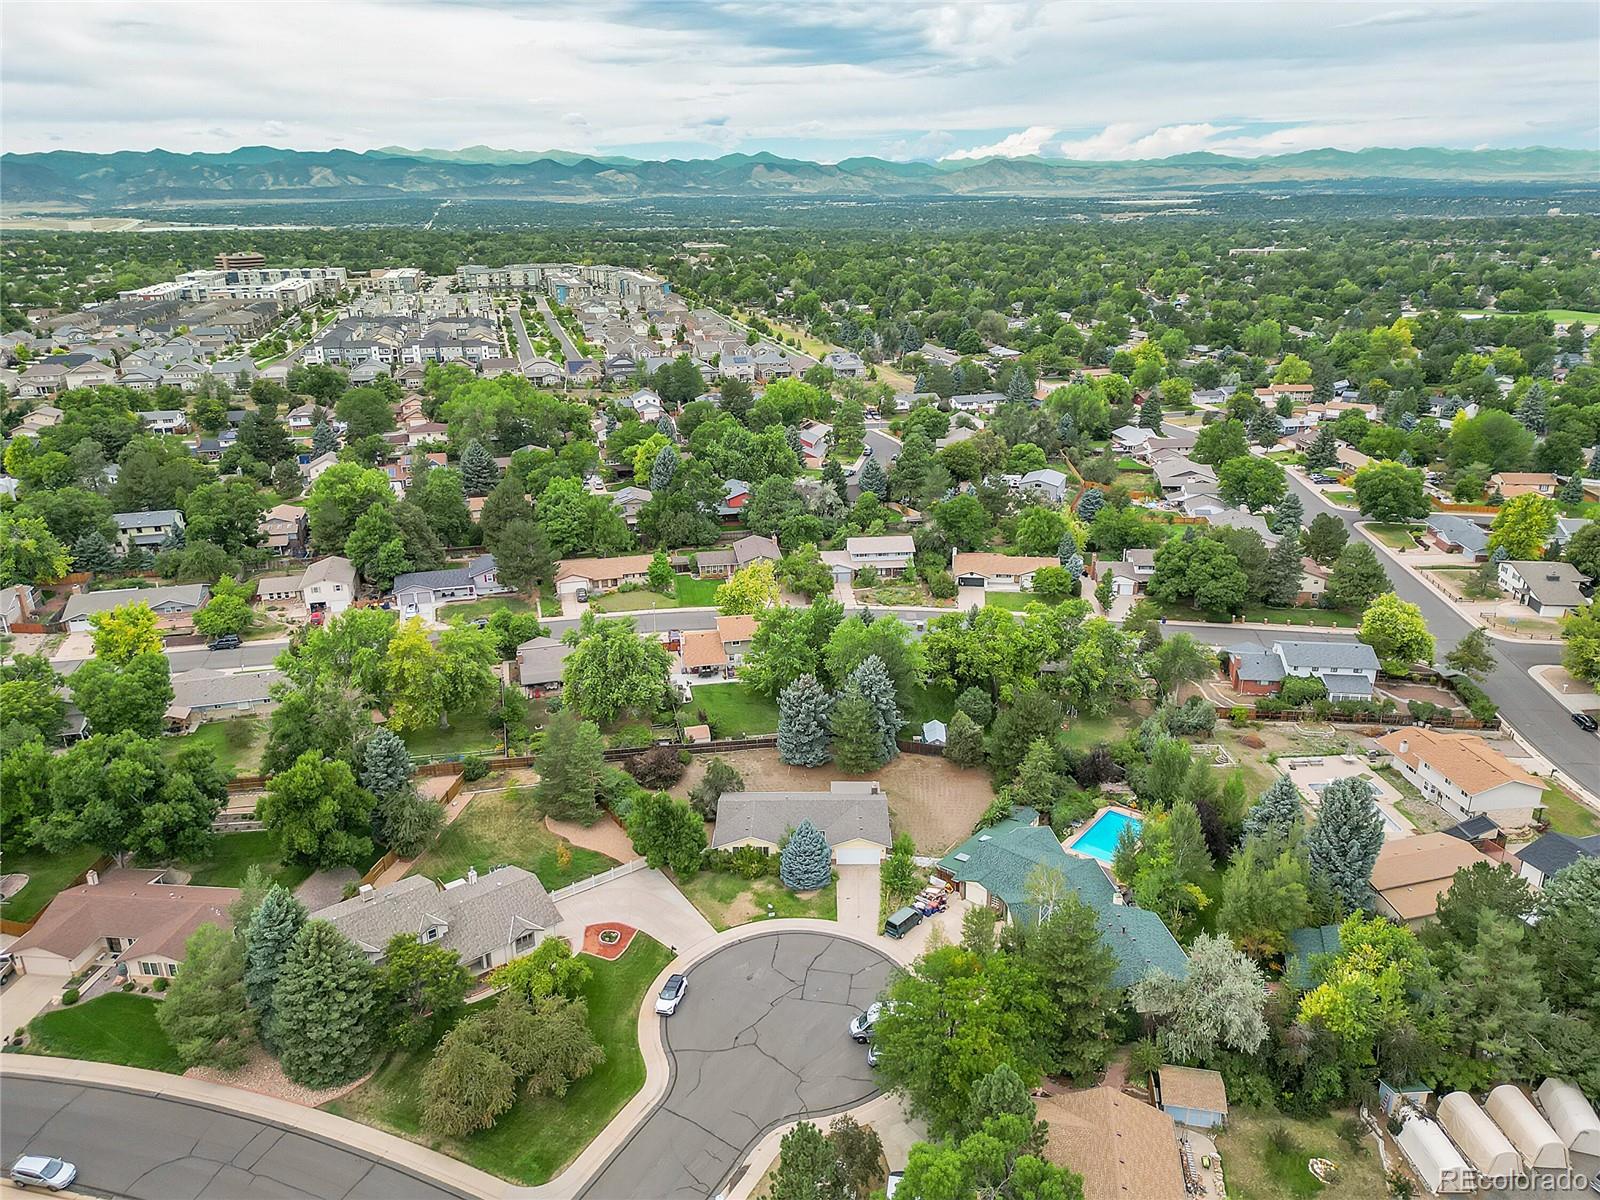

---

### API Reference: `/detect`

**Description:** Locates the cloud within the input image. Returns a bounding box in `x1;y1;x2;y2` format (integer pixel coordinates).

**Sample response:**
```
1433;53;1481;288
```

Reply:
943;125;1058;161
1056;123;1235;160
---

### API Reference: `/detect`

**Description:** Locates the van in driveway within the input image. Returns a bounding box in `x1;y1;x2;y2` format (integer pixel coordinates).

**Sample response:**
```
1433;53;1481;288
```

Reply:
882;906;922;939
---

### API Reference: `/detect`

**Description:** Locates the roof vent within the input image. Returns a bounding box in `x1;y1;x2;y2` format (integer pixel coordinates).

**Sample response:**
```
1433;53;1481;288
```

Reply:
978;834;992;842
954;852;971;862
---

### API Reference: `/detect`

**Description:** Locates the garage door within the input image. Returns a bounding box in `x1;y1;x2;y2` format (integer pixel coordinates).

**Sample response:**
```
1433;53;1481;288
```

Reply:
834;845;882;866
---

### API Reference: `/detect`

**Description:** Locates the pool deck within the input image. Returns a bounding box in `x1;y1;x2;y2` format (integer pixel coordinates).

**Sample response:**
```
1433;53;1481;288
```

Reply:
1063;803;1144;863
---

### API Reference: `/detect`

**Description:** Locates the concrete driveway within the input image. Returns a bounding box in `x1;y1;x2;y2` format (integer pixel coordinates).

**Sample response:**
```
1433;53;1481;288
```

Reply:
580;931;894;1200
835;864;879;940
552;867;715;956
0;971;67;1030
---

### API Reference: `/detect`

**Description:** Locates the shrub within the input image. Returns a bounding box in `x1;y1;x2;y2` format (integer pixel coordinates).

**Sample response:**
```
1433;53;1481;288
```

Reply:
1228;705;1252;724
1280;676;1329;707
461;755;490;782
1407;699;1446;723
1449;676;1499;722
152;977;169;993
121;981;135;992
1266;1125;1299;1156
626;745;686;788
854;565;879;588
925;569;957;600
61;988;79;1006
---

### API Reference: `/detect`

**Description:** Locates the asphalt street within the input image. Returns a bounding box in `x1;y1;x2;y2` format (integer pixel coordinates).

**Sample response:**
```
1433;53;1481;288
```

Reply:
52;640;287;677
508;303;538;368
534;295;582;364
1;1078;468;1200
579;931;894;1200
1281;471;1598;783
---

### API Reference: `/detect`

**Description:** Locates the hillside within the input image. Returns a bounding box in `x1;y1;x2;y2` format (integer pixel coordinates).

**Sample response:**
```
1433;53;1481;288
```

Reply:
3;145;1595;210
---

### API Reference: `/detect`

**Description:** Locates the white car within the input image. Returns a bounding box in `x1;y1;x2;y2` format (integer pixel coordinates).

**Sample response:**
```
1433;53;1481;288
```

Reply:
10;1156;78;1191
655;973;687;1016
850;1001;886;1042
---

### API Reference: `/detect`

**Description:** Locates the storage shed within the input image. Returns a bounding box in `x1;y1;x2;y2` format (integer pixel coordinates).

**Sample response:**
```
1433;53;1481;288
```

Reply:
1437;1092;1519;1178
1486;1085;1569;1169
1535;1077;1600;1157
1156;1065;1229;1129
1396;1115;1474;1194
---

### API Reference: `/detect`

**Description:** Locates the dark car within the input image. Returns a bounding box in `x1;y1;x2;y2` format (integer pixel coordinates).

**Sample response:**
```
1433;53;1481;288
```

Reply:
207;634;242;650
1572;711;1599;733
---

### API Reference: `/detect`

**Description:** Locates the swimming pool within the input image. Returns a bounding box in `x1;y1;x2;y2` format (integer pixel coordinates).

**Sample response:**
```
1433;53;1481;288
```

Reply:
1068;808;1142;864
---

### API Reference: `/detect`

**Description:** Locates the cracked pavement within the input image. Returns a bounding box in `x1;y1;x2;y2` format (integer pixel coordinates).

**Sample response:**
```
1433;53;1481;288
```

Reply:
581;931;895;1200
1;1079;468;1199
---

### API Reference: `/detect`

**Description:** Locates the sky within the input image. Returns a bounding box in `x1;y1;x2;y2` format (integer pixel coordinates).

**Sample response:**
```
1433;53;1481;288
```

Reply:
3;0;1597;162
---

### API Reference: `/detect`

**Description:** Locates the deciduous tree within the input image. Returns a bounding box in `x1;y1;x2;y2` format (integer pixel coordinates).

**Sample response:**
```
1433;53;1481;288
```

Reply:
257;750;375;869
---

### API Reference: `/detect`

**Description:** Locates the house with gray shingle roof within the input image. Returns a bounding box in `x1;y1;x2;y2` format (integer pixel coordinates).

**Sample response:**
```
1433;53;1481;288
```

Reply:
312;866;563;975
1229;639;1379;700
392;553;505;617
1425;515;1491;560
711;781;891;865
62;583;209;631
937;809;1187;991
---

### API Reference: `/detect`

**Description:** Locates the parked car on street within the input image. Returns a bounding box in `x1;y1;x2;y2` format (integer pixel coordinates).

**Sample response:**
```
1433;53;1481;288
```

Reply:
10;1156;78;1191
1572;711;1599;733
850;1001;890;1042
207;634;242;650
655;973;687;1016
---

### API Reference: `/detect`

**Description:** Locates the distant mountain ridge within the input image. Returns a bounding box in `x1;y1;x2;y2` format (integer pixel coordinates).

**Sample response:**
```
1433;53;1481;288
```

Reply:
3;145;1595;209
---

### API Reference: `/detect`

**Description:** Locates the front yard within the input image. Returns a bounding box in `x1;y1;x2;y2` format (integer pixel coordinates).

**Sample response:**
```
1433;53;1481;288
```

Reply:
591;574;719;612
674;870;837;931
0;845;104;924
1541;781;1600;836
1216;1109;1387;1200
404;787;616;890
1365;523;1423;549
438;596;541;624
24;994;183;1074
324;934;674;1184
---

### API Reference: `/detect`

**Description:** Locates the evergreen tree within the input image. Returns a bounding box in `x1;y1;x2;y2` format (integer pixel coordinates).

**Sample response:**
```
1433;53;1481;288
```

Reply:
157;922;255;1070
1515;382;1547;434
777;674;833;767
460;439;499;496
1306;776;1385;915
649;444;678;492
850;655;902;764
270;919;378;1087
359;727;412;799
1056;528;1078;564
1559;473;1585;505
1590;445;1600;475
1138;394;1164;431
781;819;833;891
534;711;606;822
1273;490;1304;534
1242;775;1304;841
160;522;186;552
1249;407;1284;446
830;685;884;773
1261;530;1304;608
311;421;338;457
71;530;120;577
858;455;889;499
1005;367;1033;406
1022;894;1118;1080
944;709;986;767
1076;487;1105;523
243;885;307;1047
769;1121;843;1200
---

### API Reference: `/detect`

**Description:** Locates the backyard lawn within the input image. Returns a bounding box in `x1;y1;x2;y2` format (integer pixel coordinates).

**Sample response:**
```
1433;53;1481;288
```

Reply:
161;717;266;776
1216;1109;1386;1200
900;680;956;731
687;681;779;737
1057;707;1136;753
400;711;516;759
1152;601;1361;628
182;830;313;891
674;870;837;931
1365;523;1422;549
404;787;615;890
1540;782;1600;837
25;994;184;1074
325;934;674;1184
0;845;104;924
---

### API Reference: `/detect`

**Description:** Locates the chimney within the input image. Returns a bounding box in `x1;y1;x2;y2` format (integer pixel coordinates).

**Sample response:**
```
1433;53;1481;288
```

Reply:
467;866;478;884
1397;738;1409;754
85;869;100;887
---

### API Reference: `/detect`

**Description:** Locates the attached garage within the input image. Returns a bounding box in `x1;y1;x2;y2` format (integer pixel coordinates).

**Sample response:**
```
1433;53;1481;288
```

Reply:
832;839;885;866
1437;1092;1520;1178
1396;1115;1474;1194
1535;1077;1600;1158
1486;1085;1569;1169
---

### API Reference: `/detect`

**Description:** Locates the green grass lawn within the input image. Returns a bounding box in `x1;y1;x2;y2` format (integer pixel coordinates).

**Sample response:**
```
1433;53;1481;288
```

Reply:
1324;490;1358;507
1217;1109;1385;1200
1365;523;1422;549
399;711;512;758
1057;706;1137;753
182;830;313;891
983;591;1041;611
324;934;674;1184
688;681;780;737
673;573;721;606
0;845;104;924
25;994;183;1073
405;787;615;890
438;596;540;624
590;574;718;612
1540;782;1600;837
1151;601;1361;628
161;717;265;777
674;870;837;931
900;680;956;731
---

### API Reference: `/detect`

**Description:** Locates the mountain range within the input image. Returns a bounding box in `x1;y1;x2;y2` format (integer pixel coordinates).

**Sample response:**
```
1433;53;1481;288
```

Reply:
3;145;1596;209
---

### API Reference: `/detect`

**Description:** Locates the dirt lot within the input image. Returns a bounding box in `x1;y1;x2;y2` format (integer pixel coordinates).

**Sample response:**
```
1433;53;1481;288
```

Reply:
1377;680;1463;710
672;749;995;855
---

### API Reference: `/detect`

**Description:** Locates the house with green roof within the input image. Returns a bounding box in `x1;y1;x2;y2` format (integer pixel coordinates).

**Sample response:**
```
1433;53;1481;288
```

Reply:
1285;923;1342;990
937;808;1187;990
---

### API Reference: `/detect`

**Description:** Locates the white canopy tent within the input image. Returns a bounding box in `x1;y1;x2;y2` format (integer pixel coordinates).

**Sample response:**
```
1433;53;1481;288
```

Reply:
1536;1077;1600;1156
1437;1092;1520;1178
1486;1085;1569;1169
1396;1115;1474;1194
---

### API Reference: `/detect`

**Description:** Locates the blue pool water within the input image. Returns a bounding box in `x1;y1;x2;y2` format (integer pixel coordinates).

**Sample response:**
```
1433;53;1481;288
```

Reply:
1071;809;1142;863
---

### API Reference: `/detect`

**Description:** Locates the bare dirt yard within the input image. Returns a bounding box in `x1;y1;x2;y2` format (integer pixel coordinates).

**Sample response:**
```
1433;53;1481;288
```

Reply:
671;749;995;855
